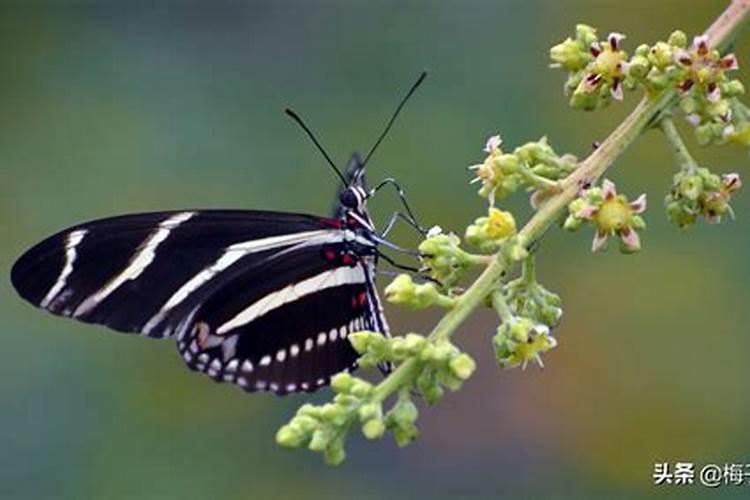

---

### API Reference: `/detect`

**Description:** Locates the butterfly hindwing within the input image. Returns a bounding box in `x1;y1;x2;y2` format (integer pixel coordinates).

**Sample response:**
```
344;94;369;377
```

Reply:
176;244;380;394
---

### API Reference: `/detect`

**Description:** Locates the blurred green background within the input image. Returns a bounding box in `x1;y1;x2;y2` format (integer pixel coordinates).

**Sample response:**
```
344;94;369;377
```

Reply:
2;1;750;498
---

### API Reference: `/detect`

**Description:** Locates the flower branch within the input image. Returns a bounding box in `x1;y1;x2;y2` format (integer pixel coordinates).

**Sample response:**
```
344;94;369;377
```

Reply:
277;0;750;465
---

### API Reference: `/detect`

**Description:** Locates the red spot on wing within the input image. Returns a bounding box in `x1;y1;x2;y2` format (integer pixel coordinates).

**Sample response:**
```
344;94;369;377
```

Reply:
321;218;344;229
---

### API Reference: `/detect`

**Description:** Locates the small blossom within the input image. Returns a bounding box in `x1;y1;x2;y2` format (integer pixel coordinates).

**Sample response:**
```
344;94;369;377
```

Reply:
572;32;630;107
703;173;742;223
465;207;517;252
673;35;739;104
470;135;573;204
493;317;558;369
565;179;647;253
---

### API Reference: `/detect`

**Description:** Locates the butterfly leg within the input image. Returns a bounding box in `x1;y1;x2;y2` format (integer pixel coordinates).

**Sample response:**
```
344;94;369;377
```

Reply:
380;211;425;239
377;251;442;287
370;178;427;236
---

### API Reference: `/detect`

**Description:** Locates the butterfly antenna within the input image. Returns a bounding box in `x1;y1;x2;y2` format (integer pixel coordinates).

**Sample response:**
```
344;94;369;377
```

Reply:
285;108;347;185
363;70;427;166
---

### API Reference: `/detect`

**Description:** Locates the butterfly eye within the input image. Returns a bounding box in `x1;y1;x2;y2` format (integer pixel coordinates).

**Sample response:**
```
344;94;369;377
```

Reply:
339;188;361;208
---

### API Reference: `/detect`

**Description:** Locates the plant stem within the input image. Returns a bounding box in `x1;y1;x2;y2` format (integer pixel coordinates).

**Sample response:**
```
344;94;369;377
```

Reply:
370;0;750;405
491;290;514;322
521;254;536;284
660;117;699;173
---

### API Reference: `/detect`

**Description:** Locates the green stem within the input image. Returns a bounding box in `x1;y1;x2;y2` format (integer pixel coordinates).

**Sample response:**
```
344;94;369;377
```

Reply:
461;252;494;266
660;117;699;173
518;163;559;189
521;254;536;284
434;294;458;309
368;0;750;406
491;290;515;322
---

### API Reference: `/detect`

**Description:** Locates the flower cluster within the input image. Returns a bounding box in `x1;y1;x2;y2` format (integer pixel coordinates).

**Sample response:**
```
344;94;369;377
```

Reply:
671;35;744;146
352;331;476;403
276;331;476;464
665;169;742;228
278;15;748;466
564;179;647;253
275;373;374;465
417;229;471;289
550;25;635;109
469;135;576;205
552;27;749;149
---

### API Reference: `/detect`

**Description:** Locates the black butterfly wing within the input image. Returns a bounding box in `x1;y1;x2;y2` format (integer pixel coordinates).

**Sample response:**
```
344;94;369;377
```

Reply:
11;209;388;394
11;210;339;335
176;243;384;394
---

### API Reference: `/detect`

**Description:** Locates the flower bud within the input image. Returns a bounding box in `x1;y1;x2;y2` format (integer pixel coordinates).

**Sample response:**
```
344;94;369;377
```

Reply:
550;38;589;71
575;24;598;47
627;55;650;79
384;274;417;305
449;353;477;380
308;427;334;452
678;174;703;200
403;333;428;352
362;419;386;440
649;42;674;69
324;442;346;466
330;372;355;394
358;403;381;422
721;79;745;97
668;30;687;48
276;424;306;448
348;331;375;354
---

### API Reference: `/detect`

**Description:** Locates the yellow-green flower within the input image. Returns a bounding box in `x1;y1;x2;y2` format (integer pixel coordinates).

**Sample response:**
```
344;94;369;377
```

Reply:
581;32;630;101
493;317;558;370
486;208;517;239
567;179;647;253
674;35;739;102
465;207;517;252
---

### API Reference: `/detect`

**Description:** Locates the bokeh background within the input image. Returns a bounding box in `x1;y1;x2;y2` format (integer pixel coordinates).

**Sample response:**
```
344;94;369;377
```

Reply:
2;1;749;498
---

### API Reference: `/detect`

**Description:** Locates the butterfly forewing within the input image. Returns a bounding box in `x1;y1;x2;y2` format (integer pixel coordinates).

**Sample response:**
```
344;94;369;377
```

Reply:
11;210;337;332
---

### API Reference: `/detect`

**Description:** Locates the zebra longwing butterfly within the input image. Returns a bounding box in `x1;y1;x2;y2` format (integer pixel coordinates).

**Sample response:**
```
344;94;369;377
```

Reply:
11;73;426;396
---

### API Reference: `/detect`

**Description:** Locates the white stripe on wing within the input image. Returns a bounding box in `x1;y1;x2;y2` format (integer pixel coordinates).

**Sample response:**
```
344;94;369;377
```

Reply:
73;211;196;317
40;229;88;309
216;265;366;334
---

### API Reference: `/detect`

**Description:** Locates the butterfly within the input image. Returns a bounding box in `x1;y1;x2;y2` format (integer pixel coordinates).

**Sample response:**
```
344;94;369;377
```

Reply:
10;73;427;396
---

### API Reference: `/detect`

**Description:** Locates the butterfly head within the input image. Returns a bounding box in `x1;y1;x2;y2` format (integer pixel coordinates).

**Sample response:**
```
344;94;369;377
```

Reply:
339;185;369;212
